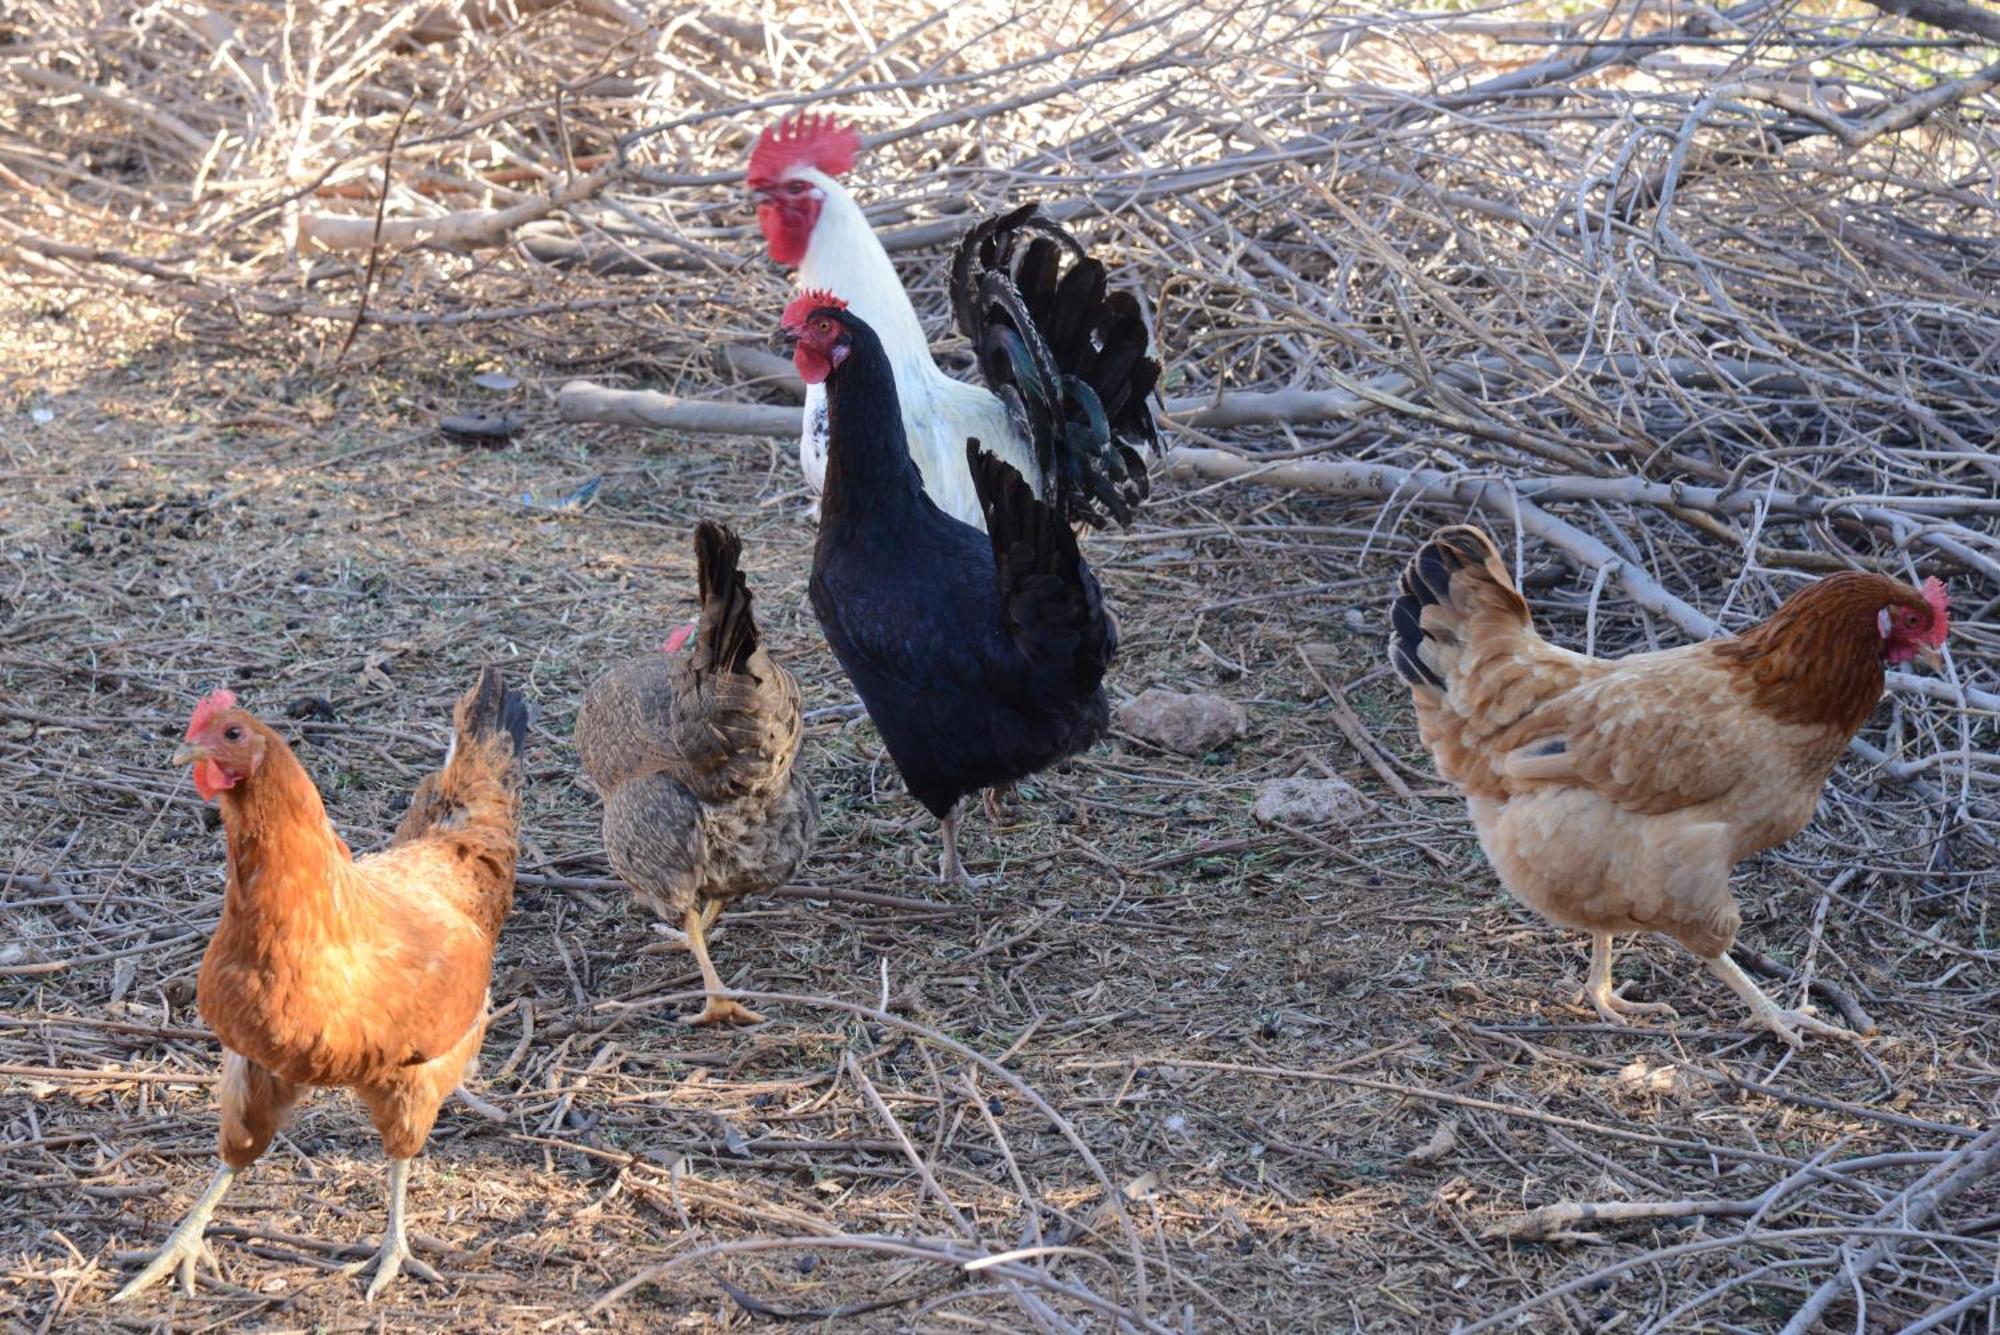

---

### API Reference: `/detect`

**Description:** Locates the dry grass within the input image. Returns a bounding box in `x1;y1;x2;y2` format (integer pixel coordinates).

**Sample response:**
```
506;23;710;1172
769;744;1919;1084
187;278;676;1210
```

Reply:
3;0;1999;1330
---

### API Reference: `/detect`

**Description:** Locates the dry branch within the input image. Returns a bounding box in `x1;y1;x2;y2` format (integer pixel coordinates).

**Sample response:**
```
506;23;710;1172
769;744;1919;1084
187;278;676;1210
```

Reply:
1779;1125;2000;1334
556;381;802;436
295;166;623;254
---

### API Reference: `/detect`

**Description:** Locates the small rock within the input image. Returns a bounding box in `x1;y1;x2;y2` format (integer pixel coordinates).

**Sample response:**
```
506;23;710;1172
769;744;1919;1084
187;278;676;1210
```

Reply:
1252;776;1367;827
1117;687;1246;755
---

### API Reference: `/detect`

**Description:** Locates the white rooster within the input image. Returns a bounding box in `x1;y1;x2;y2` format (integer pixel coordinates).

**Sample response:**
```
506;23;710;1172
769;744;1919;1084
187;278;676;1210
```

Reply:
746;113;1158;530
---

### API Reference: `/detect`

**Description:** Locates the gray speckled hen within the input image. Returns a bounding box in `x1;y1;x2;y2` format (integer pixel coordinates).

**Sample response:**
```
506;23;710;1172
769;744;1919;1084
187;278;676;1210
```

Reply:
575;521;818;1026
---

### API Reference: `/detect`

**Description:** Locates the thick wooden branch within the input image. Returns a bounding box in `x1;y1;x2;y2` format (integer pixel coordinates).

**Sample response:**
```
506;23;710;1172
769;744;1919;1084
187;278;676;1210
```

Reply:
555;381;802;436
1863;0;2000;45
550;383;1993;718
558;352;1824;435
294;166;621;254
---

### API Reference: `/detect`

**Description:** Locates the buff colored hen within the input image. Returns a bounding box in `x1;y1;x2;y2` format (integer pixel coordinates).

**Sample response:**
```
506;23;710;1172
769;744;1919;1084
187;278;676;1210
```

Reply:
1391;526;1948;1047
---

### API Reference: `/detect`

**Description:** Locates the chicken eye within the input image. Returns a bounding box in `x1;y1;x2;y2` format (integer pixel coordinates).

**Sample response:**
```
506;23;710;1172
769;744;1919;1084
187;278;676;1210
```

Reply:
816;318;831;334
787;180;810;196
223;725;243;742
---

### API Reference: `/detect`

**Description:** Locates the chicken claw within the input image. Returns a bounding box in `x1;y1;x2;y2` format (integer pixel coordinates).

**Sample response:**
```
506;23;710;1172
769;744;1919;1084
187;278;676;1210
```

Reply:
1577;933;1678;1025
112;1164;236;1301
344;1158;441;1301
983;784;1020;829
1707;953;1862;1049
1580;981;1680;1025
681;996;768;1027
1741;999;1858;1050
939;808;991;888
678;905;765;1026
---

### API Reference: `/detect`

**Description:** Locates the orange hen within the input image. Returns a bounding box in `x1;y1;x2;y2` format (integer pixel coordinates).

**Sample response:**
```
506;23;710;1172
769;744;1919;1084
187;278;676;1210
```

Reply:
113;667;527;1302
1391;526;1948;1047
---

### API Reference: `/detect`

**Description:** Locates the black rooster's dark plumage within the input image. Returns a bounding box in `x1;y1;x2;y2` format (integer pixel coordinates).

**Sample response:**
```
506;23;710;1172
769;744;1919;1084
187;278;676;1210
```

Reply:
806;308;1114;862
949;203;1158;530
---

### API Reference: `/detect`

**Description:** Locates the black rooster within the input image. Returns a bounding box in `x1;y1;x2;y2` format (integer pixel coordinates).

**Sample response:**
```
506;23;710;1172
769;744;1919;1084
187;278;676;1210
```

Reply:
784;291;1116;883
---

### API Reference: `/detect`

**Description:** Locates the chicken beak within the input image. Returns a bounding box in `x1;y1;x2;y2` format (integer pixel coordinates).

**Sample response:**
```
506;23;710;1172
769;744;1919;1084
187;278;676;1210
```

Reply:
769;326;799;356
1915;643;1945;672
171;742;202;767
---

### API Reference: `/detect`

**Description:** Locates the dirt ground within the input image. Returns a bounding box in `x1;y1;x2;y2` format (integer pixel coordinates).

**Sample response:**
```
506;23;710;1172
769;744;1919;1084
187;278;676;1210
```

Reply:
2;293;1996;1334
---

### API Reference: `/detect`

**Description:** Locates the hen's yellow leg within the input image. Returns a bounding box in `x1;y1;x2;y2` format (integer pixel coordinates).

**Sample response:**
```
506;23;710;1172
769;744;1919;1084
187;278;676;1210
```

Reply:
1579;933;1678;1024
1706;953;1859;1049
680;905;764;1026
112;1164;236;1301
342;1157;442;1300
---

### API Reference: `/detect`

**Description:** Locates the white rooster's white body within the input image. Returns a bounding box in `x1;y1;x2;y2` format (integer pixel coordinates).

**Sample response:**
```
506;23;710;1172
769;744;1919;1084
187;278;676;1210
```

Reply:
790;168;1024;529
749;114;1155;533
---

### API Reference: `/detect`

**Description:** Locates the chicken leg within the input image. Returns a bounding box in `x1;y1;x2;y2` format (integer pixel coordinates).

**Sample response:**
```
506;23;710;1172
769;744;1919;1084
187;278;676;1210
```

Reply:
1706;953;1858;1049
680;904;764;1026
938;806;989;888
1578;933;1678;1024
342;1157;441;1300
111;1164;236;1301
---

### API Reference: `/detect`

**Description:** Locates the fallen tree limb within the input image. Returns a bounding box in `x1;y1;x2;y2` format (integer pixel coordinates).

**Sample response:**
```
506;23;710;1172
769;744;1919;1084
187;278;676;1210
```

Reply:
294;165;622;253
558;351;1849;434
555;381;801;436
1486;1195;1762;1243
550;380;1995;720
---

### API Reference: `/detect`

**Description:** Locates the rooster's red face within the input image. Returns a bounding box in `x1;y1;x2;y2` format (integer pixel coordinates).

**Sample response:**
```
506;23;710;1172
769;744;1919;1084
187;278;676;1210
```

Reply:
746;114;858;268
755;177;823;267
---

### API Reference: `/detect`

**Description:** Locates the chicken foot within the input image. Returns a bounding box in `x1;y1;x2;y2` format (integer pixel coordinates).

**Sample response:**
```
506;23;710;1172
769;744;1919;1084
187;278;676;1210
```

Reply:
1706;953;1860;1049
111;1163;236;1301
679;904;764;1026
1578;933;1678;1024
343;1157;441;1301
938;807;990;888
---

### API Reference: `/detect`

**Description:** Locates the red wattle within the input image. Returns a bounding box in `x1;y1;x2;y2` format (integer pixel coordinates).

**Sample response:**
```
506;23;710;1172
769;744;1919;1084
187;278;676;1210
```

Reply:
793;344;832;385
192;757;235;800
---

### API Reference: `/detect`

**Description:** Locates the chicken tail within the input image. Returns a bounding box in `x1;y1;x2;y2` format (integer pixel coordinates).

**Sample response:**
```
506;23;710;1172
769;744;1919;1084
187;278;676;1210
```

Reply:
970;438;1116;689
693;520;758;677
392;667;526;936
1390;526;1533;696
950;203;1156;530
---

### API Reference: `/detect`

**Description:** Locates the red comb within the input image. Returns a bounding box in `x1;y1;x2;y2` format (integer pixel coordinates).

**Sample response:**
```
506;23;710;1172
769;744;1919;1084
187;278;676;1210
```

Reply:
748;113;860;190
1921;576;1950;646
783;288;846;331
186;688;239;741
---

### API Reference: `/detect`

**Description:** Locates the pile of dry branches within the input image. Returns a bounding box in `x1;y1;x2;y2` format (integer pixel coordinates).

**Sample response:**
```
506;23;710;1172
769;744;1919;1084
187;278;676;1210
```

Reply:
4;0;1998;1327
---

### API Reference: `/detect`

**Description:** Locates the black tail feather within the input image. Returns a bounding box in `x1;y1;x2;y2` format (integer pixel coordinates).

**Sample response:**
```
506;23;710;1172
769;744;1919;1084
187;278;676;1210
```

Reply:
951;203;1157;530
694;520;760;677
968;439;1115;685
